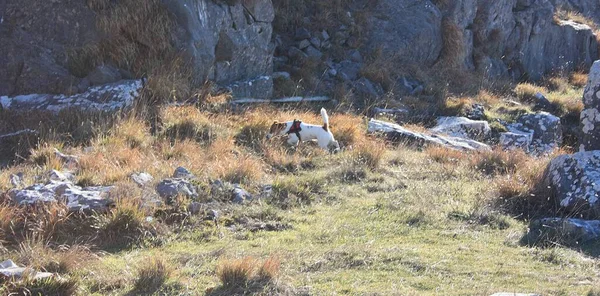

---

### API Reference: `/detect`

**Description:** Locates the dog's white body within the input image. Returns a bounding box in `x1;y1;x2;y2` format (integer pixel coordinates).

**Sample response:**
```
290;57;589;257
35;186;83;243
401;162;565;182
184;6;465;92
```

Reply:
267;108;340;151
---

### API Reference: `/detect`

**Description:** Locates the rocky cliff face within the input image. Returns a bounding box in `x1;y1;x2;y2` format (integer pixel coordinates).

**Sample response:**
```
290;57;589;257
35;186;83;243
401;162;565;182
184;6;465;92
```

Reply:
364;0;599;81
0;0;274;99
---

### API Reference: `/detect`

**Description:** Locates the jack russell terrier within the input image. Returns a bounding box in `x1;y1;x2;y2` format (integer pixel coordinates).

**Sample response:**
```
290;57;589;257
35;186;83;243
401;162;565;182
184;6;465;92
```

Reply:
266;108;340;152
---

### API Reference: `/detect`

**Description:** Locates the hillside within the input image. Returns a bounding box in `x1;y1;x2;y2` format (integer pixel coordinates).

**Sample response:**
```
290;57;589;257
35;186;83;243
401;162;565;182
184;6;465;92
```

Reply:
2;0;600;295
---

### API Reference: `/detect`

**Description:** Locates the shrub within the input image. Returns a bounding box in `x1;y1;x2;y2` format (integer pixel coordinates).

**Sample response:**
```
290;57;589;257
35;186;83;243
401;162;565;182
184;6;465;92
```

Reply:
217;257;256;288
470;148;528;176
514;83;547;103
570;72;588;88
93;198;147;247
257;256;281;281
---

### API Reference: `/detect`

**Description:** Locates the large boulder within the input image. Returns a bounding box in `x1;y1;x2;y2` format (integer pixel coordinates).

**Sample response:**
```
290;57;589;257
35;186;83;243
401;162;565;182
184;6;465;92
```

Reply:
430;116;491;140
368;119;490;151
542;151;600;214
528;217;600;245
365;0;443;66
580;60;600;152
503;112;562;154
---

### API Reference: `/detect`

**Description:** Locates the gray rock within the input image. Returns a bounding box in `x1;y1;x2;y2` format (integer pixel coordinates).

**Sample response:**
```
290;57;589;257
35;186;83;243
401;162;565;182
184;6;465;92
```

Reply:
352;77;384;100
86;64;122;86
430;117;491;140
173;167;194;179
500;130;533;152
542;151;600;213
336;60;362;81
304;46;323;60
466;103;485;120
0;80;143;113
232;184;253;204
0;259;54;280
346;36;360;48
580;60;600;152
347;49;363;63
54;148;79;167
48;170;74;182
227;76;273;100
9;172;24;188
320;30;330;41
287;47;308;62
368;119;490;151
512;112;562;153
309;37;321;49
156;178;198;203
295;27;311;40
272;72;291;81
188;201;202;215
298;39;311;49
399;77;424;96
533;92;553;112
529;218;600;245
131;172;154;187
366;0;443;66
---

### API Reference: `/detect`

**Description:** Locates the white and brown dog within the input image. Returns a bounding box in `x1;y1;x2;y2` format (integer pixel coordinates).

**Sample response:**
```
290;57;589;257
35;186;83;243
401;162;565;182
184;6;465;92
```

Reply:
266;108;340;152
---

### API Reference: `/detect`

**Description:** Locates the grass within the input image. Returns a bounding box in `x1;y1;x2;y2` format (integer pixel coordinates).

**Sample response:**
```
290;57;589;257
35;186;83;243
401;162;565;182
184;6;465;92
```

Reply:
1;104;598;295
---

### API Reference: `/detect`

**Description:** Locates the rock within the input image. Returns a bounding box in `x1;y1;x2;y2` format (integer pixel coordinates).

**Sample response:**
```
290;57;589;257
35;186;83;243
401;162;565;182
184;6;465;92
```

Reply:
366;0;443;66
86;64;122;86
352;77;384;100
298;39;311;50
206;209;220;221
227;76;273;100
8;180;114;212
399;77;424;96
430;117;491;140
368;119;491;151
304;46;323;60
131;172;154;187
533;92;553;112
232;184;253;204
54;148;79;168
77;78;91;93
499;130;533;152
580;60;600;151
320;30;330;41
156;179;198;203
272;72;291;81
334;29;350;45
0;80;143;113
188;201;202;215
528;218;600;245
510;112;562;153
0;259;54;280
335;60;362;81
9;172;24;188
287;47;308;62
48;170;74;182
347;49;363;63
261;184;273;199
309;37;321;48
295;27;311;40
466;103;485;120
542;151;600;213
173;167;194;179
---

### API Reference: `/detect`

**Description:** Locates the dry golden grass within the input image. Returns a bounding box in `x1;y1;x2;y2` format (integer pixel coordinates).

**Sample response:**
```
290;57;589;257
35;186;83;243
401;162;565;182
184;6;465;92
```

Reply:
570;72;589;88
134;257;172;293
437;18;466;67
257;256;281;281
470;148;529;176
217;257;257;287
442;97;473;116
426;146;467;164
545;76;569;93
554;8;597;29
514;83;547;103
351;137;387;169
330;113;365;148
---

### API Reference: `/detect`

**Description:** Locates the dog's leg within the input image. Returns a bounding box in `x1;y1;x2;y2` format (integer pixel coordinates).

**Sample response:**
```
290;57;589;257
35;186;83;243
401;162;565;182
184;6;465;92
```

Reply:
287;134;300;147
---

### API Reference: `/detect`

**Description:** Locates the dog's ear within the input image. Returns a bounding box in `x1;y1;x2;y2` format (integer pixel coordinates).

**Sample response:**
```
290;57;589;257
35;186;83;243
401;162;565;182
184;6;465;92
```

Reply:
273;120;279;124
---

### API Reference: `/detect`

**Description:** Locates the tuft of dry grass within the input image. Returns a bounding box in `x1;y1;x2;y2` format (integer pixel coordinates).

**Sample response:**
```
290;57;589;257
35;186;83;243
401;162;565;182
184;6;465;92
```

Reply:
570;72;588;88
545;76;569;93
426;146;467;164
0;275;79;296
437;17;466;67
470;148;528;176
330;113;365;148
257;256;281;281
133;257;172;293
514;83;547;103
217;257;257;287
93;198;148;247
351;137;386;170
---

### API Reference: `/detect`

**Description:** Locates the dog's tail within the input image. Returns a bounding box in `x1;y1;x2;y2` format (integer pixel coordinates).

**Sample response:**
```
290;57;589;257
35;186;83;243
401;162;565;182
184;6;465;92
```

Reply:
321;108;330;131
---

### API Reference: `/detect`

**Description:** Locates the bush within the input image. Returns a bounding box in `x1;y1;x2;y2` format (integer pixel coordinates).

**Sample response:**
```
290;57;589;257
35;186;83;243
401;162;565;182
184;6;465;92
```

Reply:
470;148;528;176
514;83;547;103
133;257;171;293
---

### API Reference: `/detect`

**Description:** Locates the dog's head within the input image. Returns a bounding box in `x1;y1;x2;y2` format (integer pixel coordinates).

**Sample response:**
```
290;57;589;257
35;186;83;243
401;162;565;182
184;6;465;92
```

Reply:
266;121;287;139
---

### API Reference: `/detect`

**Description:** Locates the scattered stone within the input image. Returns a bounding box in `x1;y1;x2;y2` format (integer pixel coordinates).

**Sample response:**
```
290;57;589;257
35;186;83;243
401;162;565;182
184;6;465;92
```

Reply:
320;30;330;41
86;64;122;86
206;209;220;222
304;46;323;59
309;37;321;48
528;218;600;245
368;119;490;151
54;148;79;167
156;179;198;203
0;259;54;280
580;60;600;152
298;39;311;49
287;46;308;61
430;117;491;140
295;27;311;40
173;167;194;179
346;36;360;48
399;77;424;96
347;49;363;63
48;170;74;182
499;130;533;152
232;184;253;204
352;77;384;99
188;202;202;215
226;76;273;100
9;172;24;188
542;150;600;213
261;185;273;199
466;103;485;120
533;92;553;112
272;72;291;81
510;112;562;154
8;180;114;212
335;60;361;81
131;172;154;187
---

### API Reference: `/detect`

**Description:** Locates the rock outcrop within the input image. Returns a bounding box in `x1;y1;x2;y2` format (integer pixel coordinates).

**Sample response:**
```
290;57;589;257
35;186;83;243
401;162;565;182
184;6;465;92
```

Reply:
1;0;275;99
580;60;600;151
542;151;600;214
430;116;491;141
528;217;600;245
368;119;490;151
500;112;562;154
